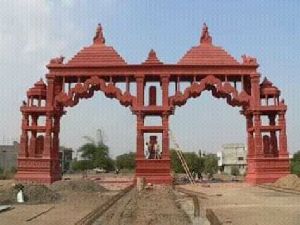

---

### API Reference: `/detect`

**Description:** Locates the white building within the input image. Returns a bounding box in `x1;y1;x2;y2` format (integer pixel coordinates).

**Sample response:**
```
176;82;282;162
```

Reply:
217;143;247;175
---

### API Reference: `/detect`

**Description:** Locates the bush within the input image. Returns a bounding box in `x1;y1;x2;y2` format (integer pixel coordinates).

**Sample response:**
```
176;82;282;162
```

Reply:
291;151;300;175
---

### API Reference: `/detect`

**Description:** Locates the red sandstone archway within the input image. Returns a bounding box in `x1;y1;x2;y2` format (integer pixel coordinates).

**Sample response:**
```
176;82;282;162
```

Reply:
16;24;290;184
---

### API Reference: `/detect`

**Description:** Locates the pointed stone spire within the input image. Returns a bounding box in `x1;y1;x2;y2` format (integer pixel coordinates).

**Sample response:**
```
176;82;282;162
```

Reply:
200;23;212;45
142;49;163;65
93;23;105;45
148;49;159;61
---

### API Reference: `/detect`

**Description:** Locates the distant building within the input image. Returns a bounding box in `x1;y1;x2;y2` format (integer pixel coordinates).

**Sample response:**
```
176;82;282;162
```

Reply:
0;142;73;173
217;143;247;175
59;147;73;172
0;141;19;171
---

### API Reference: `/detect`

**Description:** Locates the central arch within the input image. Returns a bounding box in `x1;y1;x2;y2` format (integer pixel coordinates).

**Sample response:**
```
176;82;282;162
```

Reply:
16;24;290;184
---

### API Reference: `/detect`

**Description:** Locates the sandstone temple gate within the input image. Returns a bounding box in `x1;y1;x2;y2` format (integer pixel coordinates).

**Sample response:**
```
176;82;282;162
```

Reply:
16;24;290;184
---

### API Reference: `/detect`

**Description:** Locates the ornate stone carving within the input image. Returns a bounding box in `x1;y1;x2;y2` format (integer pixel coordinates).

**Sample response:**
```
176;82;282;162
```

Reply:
93;23;105;44
55;76;137;107
242;54;257;65
169;75;250;107
49;56;64;64
200;23;212;44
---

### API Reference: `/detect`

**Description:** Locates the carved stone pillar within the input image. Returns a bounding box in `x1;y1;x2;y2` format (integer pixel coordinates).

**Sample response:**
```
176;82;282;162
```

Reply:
250;73;261;108
46;77;55;107
269;114;278;157
161;75;169;108
136;112;144;159
29;131;37;157
19;113;29;157
253;112;263;157
162;113;170;159
278;111;288;157
246;114;254;157
43;112;53;158
52;115;61;159
136;76;144;107
29;115;38;157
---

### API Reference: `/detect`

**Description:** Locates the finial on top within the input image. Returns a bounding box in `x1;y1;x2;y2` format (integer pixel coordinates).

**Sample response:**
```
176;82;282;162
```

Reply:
149;49;156;57
261;77;273;86
142;49;163;65
200;23;212;45
93;23;105;45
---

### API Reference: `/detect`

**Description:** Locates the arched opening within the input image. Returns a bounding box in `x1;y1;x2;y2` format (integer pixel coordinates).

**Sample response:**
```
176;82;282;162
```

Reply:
60;93;136;159
170;91;246;154
170;91;246;178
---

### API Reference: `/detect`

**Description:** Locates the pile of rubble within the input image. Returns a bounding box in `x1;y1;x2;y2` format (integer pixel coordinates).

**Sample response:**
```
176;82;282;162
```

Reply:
0;183;60;204
273;174;300;191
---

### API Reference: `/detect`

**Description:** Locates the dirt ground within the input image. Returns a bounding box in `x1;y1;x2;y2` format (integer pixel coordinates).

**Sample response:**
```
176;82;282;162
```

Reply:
94;186;192;225
3;174;300;225
179;183;300;225
0;178;117;225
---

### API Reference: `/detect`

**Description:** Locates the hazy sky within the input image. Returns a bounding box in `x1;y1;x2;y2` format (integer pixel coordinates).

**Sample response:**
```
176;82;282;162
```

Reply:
0;0;299;157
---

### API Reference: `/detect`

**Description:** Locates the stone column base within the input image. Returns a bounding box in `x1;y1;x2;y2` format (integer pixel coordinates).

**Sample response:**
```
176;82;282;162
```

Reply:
15;157;61;184
246;157;290;184
135;159;173;184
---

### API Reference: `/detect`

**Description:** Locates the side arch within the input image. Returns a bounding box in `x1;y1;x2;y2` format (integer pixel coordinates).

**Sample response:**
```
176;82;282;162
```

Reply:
169;75;251;108
55;76;137;108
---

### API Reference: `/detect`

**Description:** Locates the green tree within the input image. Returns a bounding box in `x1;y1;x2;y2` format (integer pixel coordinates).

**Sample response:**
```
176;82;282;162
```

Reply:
170;149;184;173
291;151;300;175
71;159;93;171
170;149;205;175
184;152;204;174
78;129;115;171
115;152;136;170
203;154;218;177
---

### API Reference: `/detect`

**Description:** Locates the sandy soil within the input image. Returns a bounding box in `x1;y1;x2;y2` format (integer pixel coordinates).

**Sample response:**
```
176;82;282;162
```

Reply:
179;183;300;225
94;186;192;225
0;179;117;225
